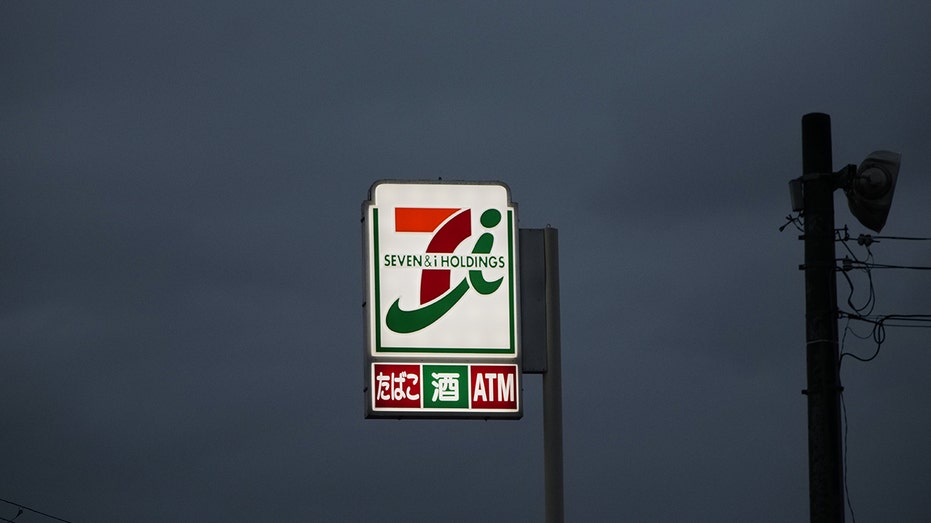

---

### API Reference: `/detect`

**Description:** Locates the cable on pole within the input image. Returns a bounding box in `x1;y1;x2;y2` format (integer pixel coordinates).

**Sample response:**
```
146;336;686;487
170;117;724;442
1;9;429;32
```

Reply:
0;498;74;523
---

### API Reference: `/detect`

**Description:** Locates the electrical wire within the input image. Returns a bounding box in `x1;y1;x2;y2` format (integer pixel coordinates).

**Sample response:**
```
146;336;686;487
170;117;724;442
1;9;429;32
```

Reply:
868;235;931;241
839;267;875;316
0;498;73;523
880;321;931;328
855;234;931;248
834;226;931;363
838;313;931;365
844;261;931;271
832;225;928;522
836;229;876;316
842;313;931;325
779;213;804;232
837;310;931;521
839;389;857;523
838;313;859;522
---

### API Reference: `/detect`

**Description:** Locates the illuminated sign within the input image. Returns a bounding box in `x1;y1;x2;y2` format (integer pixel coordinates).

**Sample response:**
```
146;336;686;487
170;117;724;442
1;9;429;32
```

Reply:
371;363;519;414
362;181;521;418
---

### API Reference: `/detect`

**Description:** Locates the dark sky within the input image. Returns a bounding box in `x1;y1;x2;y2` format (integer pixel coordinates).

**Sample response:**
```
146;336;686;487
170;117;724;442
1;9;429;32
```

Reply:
2;2;930;521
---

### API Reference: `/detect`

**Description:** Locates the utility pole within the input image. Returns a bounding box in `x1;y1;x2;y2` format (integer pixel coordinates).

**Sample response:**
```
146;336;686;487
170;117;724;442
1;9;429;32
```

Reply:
801;113;845;523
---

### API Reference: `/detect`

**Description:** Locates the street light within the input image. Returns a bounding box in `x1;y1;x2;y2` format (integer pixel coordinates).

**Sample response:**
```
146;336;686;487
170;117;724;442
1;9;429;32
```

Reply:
789;150;902;233
841;151;901;233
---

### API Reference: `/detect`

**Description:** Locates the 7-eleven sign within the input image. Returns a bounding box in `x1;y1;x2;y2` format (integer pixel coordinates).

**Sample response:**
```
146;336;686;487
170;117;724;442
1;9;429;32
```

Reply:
363;181;520;358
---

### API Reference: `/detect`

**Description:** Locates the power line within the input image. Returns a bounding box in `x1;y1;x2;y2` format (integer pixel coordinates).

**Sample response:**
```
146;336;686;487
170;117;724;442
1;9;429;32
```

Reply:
835;315;931;519
838;312;931;365
881;321;931;328
845;261;931;271
0;498;73;523
833;241;871;473
835;230;877;316
834;227;931;365
832;225;928;521
863;234;931;242
839;390;857;523
841;313;931;325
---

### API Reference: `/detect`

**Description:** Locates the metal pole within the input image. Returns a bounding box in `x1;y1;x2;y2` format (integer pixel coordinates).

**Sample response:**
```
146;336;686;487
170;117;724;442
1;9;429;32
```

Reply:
543;227;564;523
801;113;845;523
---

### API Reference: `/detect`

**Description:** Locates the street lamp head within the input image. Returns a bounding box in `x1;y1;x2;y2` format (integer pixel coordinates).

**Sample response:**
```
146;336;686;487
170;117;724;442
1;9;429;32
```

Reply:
843;150;901;233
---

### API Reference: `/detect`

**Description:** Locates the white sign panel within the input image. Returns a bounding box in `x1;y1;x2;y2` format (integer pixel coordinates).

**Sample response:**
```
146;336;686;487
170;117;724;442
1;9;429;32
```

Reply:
363;181;519;358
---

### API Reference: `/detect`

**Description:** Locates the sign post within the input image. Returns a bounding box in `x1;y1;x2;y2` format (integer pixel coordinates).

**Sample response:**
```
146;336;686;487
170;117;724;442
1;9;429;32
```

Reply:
542;227;563;523
362;181;521;419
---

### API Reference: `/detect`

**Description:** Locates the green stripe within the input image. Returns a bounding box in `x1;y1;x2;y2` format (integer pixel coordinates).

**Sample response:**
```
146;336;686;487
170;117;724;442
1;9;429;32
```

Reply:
373;208;381;351
508;210;516;354
385;278;469;333
377;347;514;353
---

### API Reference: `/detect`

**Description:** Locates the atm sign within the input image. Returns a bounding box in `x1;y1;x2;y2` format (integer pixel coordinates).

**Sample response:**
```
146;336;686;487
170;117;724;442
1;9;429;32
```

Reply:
371;363;519;417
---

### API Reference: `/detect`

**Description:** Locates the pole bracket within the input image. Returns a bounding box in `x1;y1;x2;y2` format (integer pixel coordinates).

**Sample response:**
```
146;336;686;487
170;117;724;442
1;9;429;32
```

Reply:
801;386;844;396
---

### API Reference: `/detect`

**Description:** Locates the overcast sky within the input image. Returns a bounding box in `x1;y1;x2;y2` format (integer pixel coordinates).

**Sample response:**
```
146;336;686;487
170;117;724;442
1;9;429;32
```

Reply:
2;2;930;522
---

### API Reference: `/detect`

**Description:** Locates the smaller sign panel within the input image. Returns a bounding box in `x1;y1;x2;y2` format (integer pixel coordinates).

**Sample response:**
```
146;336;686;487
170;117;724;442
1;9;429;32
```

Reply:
371;363;421;409
369;363;520;418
